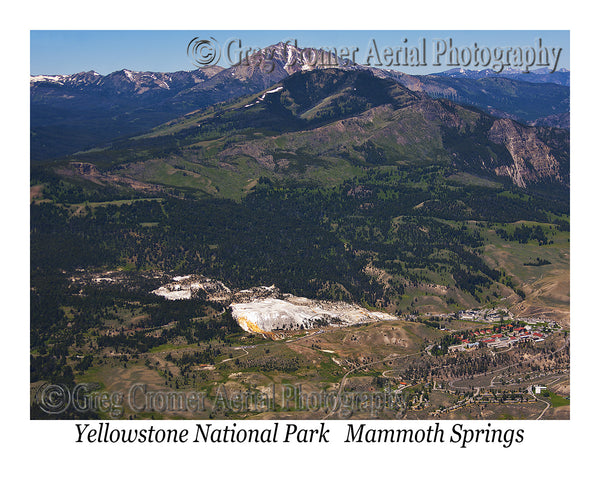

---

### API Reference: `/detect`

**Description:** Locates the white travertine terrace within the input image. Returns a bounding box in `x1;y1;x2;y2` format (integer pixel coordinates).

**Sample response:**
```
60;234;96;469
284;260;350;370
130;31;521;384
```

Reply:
152;275;398;333
231;296;397;333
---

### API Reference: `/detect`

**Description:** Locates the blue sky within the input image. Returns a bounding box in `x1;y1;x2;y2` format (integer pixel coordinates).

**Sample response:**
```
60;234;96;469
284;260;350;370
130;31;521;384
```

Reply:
30;30;569;75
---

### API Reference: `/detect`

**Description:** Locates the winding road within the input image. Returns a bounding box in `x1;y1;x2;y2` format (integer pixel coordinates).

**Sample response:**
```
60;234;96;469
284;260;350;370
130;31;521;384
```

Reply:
323;350;421;419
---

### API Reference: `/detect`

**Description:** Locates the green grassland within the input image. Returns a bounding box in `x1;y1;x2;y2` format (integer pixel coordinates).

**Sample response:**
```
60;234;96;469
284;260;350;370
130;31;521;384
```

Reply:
545;390;570;408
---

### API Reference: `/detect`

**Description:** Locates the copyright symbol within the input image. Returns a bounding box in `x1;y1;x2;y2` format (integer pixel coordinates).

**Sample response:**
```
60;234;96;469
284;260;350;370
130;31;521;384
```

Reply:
36;383;71;414
187;37;220;68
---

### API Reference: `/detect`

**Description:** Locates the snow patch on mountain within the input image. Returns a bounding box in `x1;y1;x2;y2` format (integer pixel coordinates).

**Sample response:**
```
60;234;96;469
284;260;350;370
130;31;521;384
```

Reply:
30;74;67;85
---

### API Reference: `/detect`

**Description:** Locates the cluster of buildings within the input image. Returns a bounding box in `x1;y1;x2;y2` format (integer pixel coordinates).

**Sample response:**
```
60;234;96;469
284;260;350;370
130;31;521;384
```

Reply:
457;308;513;322
448;324;549;352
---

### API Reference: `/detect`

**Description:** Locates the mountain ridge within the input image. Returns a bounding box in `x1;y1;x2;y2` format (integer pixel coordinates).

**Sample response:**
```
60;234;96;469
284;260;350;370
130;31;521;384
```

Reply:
31;43;570;162
54;68;568;196
433;66;570;86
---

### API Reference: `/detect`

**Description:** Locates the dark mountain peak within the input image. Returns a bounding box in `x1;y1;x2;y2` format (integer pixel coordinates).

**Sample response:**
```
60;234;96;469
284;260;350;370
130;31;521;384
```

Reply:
217;68;420;133
278;68;418;113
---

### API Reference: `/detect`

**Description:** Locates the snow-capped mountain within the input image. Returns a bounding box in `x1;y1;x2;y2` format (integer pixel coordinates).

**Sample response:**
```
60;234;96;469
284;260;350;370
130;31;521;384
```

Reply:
30;70;103;86
30;67;223;94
